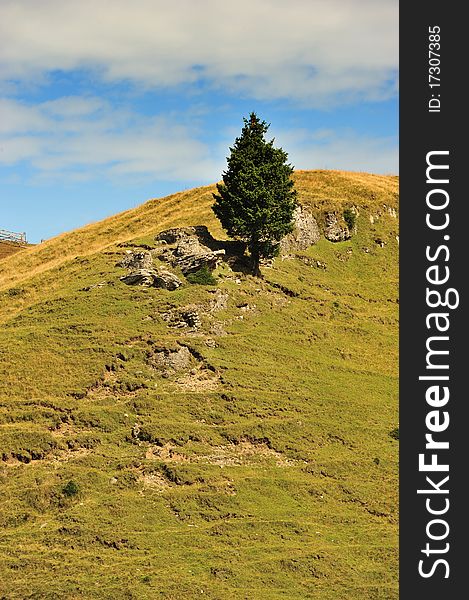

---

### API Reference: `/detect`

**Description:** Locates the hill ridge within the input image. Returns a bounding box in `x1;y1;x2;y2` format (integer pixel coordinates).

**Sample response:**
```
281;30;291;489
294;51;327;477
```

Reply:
0;170;397;291
0;169;399;599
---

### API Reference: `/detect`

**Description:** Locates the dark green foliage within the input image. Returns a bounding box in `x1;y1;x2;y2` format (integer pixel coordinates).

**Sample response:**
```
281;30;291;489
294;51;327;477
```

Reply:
62;480;80;497
213;113;297;275
7;287;25;297
343;208;356;231
186;265;217;286
389;427;399;440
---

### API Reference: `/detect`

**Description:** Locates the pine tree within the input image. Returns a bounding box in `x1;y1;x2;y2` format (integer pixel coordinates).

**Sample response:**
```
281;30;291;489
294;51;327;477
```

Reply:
212;113;297;276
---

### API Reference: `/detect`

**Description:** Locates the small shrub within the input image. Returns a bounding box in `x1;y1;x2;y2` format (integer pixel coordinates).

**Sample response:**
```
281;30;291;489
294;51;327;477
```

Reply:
343;208;356;231
7;287;26;297
161;464;204;486
186;265;217;286
62;480;80;497
389;427;399;441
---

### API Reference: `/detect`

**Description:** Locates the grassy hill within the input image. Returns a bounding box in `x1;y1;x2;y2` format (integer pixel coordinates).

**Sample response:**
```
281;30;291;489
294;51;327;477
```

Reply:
0;170;399;599
0;240;29;261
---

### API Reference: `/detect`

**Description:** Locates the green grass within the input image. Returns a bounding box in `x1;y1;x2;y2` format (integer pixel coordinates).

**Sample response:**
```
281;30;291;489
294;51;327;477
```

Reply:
0;170;398;599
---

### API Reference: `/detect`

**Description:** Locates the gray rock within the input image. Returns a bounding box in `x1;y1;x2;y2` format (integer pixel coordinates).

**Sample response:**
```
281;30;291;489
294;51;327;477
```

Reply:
324;212;351;242
175;249;225;275
155;226;211;245
181;310;201;328
153;270;183;290
120;268;182;290
161;305;200;328
117;250;153;270
120;269;156;287
281;205;321;252
154;226;225;274
149;345;194;372
208;289;229;312
174;236;205;257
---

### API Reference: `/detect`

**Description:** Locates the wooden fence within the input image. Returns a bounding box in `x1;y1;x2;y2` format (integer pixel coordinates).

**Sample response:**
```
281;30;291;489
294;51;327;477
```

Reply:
0;229;27;244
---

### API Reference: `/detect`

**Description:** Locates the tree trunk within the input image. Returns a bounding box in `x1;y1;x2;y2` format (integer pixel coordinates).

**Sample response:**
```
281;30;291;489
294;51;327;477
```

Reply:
250;244;262;278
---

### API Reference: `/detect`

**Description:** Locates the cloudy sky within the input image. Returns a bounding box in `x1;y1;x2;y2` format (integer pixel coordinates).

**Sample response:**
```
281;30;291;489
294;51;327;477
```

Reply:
0;0;398;243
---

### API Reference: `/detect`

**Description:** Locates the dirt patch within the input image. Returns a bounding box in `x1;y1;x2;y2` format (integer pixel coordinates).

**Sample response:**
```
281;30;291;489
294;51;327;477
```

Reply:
49;447;91;464
139;471;171;492
144;440;296;468
146;343;219;388
3;446;91;468
175;367;220;391
145;443;189;463
205;441;297;467
82;368;144;400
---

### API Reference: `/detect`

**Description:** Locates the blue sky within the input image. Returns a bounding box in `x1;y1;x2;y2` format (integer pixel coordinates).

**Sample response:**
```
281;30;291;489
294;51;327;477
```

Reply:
0;0;398;243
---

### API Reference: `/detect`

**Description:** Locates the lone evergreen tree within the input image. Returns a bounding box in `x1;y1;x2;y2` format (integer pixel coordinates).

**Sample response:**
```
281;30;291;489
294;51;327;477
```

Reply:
212;113;297;276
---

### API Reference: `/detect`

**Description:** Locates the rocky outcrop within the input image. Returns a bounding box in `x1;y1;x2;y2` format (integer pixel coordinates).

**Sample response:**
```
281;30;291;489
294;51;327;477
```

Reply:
280;205;320;253
118;250;182;290
153;271;183;290
162;307;201;329
181;309;201;328
117;250;153;270
148;345;194;373
156;226;213;245
324;212;351;242
119;268;182;290
173;250;225;275
155;227;225;274
120;269;157;287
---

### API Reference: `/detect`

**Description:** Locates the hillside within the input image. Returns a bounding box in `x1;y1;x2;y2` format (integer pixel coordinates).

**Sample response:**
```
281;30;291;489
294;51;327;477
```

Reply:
0;240;29;261
0;170;399;599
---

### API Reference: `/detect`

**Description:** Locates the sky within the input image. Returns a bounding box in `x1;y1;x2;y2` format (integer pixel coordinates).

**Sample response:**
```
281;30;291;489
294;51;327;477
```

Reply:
0;0;398;243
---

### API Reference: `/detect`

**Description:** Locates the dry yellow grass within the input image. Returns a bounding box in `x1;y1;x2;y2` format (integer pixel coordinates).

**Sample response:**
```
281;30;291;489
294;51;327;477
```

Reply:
0;170;397;293
0;169;399;598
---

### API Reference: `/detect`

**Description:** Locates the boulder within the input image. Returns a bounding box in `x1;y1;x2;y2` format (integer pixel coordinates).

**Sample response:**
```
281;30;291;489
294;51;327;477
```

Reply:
117;246;184;290
181;309;201;328
119;268;182;290
153;270;183;290
117;250;153;270
280;205;321;252
156;226;212;245
175;249;225;275
174;235;207;257
120;269;156;287
154;227;225;274
324;212;351;242
148;345;194;372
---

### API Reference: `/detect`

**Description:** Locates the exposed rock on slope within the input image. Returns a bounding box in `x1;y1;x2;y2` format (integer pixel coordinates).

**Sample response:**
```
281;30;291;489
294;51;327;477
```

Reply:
155;227;225;274
118;250;182;290
280;205;321;253
147;345;194;373
117;250;153;271
324;212;351;242
155;226;213;245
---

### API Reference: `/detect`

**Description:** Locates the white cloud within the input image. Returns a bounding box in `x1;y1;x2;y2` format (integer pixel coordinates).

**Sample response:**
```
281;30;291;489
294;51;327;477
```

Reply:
0;97;397;181
273;127;398;174
0;0;398;106
41;96;107;118
0;97;223;182
0;99;48;133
